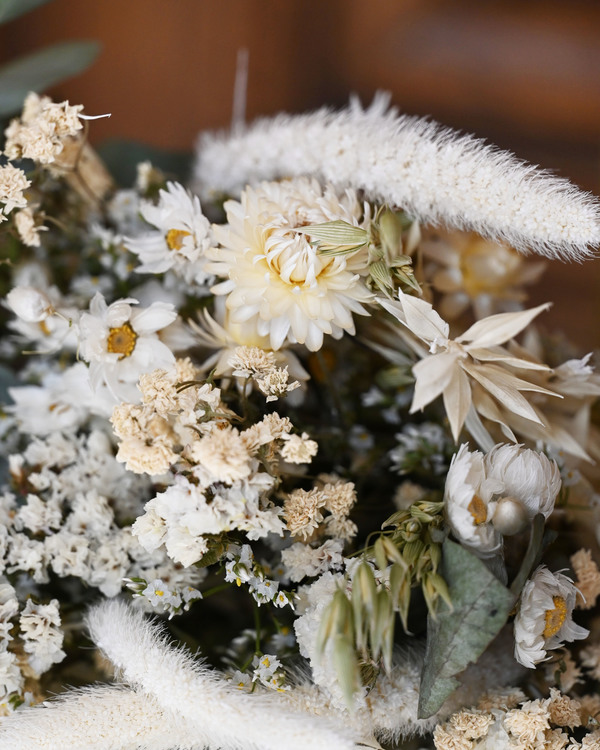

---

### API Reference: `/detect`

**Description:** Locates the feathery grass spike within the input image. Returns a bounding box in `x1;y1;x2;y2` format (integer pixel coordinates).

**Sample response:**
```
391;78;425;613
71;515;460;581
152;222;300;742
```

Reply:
195;93;600;260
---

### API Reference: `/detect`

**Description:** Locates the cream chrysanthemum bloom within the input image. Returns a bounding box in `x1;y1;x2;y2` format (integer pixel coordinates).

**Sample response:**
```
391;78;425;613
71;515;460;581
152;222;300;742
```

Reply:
514;566;588;669
207;177;374;351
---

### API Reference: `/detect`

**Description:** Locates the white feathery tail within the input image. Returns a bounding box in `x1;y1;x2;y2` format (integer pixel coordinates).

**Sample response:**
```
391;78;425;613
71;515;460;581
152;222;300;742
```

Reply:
0;685;203;750
193;93;600;261
86;600;358;750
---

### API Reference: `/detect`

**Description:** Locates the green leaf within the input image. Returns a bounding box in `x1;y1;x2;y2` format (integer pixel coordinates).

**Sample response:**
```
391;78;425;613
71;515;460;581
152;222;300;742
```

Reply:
0;0;52;24
98;139;192;187
0;40;100;117
418;539;514;719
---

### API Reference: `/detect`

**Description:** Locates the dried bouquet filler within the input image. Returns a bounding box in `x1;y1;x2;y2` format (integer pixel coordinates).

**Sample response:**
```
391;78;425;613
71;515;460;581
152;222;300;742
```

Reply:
1;88;600;750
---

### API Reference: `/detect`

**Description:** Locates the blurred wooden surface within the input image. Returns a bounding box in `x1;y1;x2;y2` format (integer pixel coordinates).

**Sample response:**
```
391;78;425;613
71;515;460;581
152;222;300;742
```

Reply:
2;0;600;348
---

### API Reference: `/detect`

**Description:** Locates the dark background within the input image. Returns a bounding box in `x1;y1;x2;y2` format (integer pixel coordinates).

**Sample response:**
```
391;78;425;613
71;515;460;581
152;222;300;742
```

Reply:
3;0;600;347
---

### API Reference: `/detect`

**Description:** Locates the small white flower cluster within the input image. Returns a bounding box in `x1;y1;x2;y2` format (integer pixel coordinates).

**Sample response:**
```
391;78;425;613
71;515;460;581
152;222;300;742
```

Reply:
4;92;83;165
229;346;301;402
282;477;357;543
224;545;293;608
389;422;450;476
120;367;320;567
229;653;290;692
0;165;29;224
19;599;65;676
124;577;201;619
444;443;561;558
0;581;22;704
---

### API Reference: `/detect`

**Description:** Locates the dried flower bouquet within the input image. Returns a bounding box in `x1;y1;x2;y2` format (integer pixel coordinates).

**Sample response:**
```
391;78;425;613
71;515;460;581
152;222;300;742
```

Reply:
0;91;600;750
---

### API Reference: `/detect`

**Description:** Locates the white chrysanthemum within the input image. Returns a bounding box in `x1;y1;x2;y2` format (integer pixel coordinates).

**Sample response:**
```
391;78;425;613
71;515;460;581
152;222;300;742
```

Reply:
514;566;589;669
78;292;176;403
485;444;561;520
444;444;504;558
125;181;215;286
207;177;373;351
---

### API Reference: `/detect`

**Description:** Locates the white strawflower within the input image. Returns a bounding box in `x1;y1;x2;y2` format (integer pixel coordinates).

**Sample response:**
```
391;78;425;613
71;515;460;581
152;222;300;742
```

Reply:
206;177;373;351
444;444;504;558
125;181;215;286
514;566;588;669
485;444;561;520
194;95;600;260
78;292;176;403
6;286;54;323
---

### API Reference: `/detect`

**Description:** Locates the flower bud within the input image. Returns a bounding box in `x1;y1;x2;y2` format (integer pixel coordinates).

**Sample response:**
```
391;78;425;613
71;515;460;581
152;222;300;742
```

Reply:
492;496;529;536
6;285;53;322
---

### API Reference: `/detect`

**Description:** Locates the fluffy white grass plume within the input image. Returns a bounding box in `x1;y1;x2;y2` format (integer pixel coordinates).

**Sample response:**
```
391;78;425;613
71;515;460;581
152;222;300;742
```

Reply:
86;600;358;750
0;685;203;750
194;94;600;261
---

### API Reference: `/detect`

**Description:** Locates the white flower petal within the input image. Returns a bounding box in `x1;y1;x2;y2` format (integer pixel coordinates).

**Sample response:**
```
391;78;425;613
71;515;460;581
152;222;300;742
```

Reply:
458;303;551;348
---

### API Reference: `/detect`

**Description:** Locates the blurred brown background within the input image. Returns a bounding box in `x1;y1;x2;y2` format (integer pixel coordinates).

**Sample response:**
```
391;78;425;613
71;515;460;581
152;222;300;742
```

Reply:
2;0;600;348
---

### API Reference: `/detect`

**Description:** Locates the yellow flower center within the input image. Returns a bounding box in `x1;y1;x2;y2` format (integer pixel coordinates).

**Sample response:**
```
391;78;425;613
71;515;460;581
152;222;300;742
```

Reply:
468;494;487;525
106;322;137;359
155;589;164;597
166;228;190;251
543;596;567;638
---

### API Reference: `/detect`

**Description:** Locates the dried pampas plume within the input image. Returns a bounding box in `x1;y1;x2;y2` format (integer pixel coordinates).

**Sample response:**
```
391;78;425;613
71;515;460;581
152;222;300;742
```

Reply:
0;600;358;750
193;94;600;261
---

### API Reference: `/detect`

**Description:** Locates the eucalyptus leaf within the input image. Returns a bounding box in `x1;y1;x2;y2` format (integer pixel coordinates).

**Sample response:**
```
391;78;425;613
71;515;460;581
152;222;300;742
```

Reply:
418;539;514;719
0;41;100;117
0;0;52;24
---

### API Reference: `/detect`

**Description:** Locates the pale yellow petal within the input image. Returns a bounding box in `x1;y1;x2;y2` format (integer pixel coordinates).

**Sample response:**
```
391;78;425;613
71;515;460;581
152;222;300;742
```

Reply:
410;352;458;412
457;303;551;348
442;367;472;441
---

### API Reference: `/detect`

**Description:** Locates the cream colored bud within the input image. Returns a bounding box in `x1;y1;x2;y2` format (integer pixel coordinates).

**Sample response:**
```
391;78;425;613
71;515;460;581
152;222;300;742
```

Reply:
6;285;53;322
492;496;529;536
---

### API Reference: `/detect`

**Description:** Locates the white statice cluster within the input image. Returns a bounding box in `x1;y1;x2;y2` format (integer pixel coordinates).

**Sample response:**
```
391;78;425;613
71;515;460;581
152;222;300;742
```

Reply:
4;92;83;166
0;164;29;224
228;345;301;401
121;366;320;567
444;443;561;558
206;177;374;352
125;181;216;287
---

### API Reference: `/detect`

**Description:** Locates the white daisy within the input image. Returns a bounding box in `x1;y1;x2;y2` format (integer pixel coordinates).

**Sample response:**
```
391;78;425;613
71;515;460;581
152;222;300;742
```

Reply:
484;444;561;521
78;292;176;403
125;181;214;286
514;566;588;668
444;444;504;558
206;177;374;352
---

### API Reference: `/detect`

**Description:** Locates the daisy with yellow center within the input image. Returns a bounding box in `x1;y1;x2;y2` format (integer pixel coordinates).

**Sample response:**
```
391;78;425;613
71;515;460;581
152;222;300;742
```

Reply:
514;566;588;669
125;181;214;287
78;292;177;404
